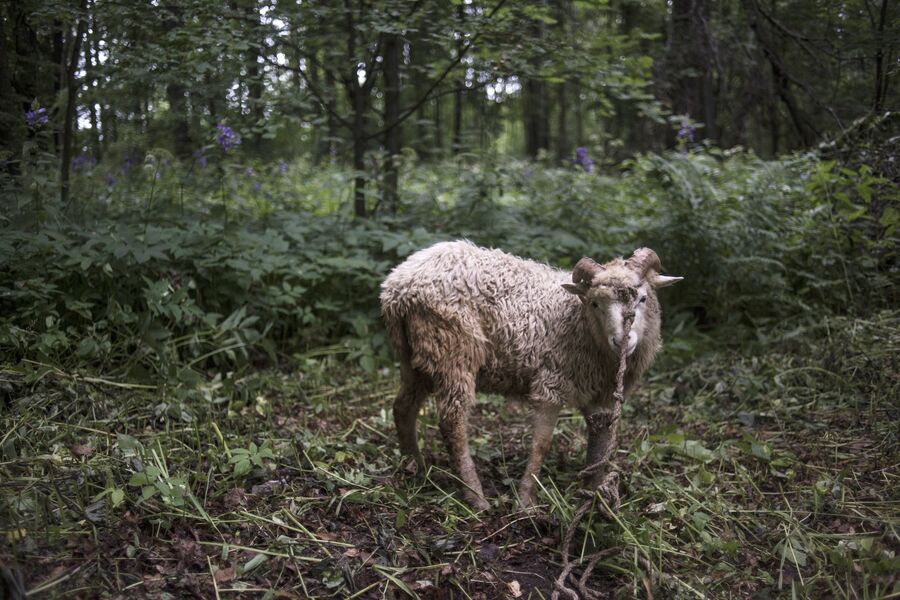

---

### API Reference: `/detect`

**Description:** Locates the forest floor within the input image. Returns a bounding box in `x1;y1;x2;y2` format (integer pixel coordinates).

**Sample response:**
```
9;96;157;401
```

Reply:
1;311;898;599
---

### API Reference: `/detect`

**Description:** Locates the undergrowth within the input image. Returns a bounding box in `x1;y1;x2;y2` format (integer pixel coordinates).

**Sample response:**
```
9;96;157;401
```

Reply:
2;150;897;380
0;311;896;598
1;148;898;598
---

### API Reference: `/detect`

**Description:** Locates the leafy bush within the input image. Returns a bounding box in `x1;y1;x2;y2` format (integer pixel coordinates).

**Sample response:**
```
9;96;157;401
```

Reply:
2;149;896;380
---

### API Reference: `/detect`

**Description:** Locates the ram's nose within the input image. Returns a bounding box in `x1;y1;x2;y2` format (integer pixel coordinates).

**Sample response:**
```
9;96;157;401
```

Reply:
608;331;638;356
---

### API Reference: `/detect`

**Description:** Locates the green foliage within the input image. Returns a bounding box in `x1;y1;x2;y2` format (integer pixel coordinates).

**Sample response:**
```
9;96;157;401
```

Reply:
2;149;896;382
229;442;275;477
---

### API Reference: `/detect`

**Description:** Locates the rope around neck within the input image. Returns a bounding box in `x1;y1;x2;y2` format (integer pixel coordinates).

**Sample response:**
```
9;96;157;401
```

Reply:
552;305;636;600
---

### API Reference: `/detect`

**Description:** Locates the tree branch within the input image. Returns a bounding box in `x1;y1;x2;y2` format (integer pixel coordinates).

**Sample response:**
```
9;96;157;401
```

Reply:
365;0;510;142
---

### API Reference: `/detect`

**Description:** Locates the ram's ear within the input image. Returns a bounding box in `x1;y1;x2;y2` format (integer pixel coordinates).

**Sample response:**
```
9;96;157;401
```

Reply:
562;283;587;297
650;274;683;288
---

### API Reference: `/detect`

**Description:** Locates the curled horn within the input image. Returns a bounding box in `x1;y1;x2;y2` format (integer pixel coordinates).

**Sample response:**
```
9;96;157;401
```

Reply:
626;248;661;278
572;257;605;286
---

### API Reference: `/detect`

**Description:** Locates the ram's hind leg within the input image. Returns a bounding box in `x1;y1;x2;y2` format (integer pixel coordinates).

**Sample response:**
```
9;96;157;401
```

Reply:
406;311;489;511
435;371;489;511
393;362;429;472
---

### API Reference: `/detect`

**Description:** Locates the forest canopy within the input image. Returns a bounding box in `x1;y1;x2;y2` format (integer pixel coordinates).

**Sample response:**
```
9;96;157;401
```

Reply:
2;0;897;215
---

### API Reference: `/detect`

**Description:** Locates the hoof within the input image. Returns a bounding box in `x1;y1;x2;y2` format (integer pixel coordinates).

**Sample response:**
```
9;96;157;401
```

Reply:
517;491;538;512
400;454;426;476
466;494;490;512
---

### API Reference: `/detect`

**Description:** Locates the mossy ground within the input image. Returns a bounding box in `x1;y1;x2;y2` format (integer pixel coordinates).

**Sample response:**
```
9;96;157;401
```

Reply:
1;312;897;599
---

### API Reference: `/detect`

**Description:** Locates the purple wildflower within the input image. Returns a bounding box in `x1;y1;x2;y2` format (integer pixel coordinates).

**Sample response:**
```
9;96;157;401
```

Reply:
194;149;208;169
105;171;116;187
71;154;97;173
677;123;696;143
574;146;594;174
245;166;255;177
216;123;241;152
25;107;49;129
277;160;288;174
121;156;135;175
253;181;262;191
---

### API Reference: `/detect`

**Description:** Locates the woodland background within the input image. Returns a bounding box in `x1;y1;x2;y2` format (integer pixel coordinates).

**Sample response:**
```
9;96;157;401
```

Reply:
0;1;898;598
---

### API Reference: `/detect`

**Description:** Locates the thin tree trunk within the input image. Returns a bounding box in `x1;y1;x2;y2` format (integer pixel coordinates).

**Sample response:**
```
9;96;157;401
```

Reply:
205;70;218;124
245;2;264;152
309;52;324;165
344;0;367;217
83;8;101;160
574;83;584;145
556;82;569;161
523;78;549;158
324;70;337;163
451;4;464;155
872;0;889;111
60;0;88;205
382;29;401;212
669;0;713;137
742;0;816;146
166;81;191;158
352;85;366;217
52;21;64;152
434;88;443;156
452;83;463;154
0;3;19;159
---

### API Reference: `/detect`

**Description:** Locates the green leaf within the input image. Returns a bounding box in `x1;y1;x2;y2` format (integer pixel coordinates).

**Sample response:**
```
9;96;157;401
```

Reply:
129;472;151;486
243;553;268;573
110;488;125;507
117;434;143;455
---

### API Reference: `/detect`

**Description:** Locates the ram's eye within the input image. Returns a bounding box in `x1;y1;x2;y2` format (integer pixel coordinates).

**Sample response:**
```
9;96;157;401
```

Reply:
591;301;599;308
639;296;647;304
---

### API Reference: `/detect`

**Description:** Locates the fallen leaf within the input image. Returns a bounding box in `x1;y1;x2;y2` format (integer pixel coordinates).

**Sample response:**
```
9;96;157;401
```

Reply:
223;487;247;510
507;580;522;598
214;566;235;583
71;443;93;458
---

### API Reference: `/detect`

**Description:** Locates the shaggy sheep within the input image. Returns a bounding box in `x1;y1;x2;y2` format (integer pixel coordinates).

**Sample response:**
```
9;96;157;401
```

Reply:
379;240;681;510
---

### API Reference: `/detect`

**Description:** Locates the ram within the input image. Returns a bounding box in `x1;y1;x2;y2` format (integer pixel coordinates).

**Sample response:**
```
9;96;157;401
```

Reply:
380;241;681;510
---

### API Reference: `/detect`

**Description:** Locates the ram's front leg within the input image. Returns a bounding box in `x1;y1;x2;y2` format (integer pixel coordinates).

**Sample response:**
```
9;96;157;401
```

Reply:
517;405;560;509
583;405;620;507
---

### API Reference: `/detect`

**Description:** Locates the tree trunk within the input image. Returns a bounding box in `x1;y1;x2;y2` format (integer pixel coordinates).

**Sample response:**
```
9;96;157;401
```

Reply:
163;5;191;159
352;85;366;217
523;78;549;158
556;82;569;161
452;83;463;154
0;3;19;159
344;0;367;217
872;0;889;112
166;81;191;158
324;70;337;164
60;0;88;205
52;21;65;153
434;91;443;156
742;0;816;146
245;2;264;151
451;4;465;155
574;83;584;145
382;30;401;212
83;8;101;160
668;0;715;139
309;53;324;165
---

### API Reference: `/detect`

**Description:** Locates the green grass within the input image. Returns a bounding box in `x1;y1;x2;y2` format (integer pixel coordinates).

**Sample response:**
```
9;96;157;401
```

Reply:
1;311;898;599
